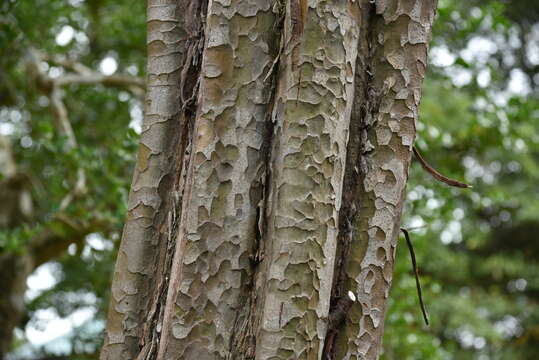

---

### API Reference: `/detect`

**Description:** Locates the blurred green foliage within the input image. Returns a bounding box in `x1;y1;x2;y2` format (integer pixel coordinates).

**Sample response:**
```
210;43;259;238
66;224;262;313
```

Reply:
0;0;537;359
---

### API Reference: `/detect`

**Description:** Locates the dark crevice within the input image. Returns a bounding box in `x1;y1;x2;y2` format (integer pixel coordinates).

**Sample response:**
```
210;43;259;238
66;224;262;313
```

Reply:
228;11;284;359
135;2;208;359
323;1;378;358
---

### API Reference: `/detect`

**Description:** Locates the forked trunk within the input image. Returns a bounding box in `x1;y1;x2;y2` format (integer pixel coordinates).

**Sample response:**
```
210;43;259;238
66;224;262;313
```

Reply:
101;0;437;359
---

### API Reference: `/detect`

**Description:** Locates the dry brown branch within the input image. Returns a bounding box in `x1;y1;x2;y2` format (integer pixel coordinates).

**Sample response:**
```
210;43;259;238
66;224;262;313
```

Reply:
413;146;471;188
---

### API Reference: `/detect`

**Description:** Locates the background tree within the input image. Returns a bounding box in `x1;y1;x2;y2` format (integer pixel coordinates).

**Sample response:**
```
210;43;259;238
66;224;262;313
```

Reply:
1;0;538;359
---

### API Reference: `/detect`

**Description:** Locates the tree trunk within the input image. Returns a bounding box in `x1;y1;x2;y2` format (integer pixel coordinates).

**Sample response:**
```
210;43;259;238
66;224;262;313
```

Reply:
0;135;99;358
101;0;438;359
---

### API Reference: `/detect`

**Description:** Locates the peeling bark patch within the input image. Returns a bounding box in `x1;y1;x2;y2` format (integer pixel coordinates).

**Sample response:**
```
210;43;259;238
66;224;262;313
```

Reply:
155;1;278;358
102;0;439;359
101;1;206;359
333;1;438;359
254;1;360;358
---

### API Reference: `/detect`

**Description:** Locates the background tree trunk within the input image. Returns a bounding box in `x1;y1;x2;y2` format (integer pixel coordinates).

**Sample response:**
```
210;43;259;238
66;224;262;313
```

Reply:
101;0;438;359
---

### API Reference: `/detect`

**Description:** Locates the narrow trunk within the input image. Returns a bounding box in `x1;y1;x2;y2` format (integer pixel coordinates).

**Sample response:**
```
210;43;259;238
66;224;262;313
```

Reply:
101;0;438;359
0;254;33;359
327;1;438;358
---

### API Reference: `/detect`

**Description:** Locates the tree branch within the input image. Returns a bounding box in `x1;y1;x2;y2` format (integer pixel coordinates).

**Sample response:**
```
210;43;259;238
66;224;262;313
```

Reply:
413;146;471;188
43;52;145;98
30;213;113;268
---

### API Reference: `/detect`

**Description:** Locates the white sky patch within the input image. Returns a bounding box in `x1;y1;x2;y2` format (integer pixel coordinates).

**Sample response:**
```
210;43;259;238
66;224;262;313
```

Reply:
68;243;77;255
428;126;439;138
477;69;491;88
430;45;456;67
508;69;531;95
515;278;527;291
508;27;522;49
527;24;539;65
99;56;118;75
407;189;419;201
429;46;457;67
74;31;89;45
26;307;96;346
461;37;498;65
68;0;84;6
453;208;464;220
426;198;441;210
474;337;486;350
55;25;75;46
87;233;113;251
494;315;522;338
129;100;143;134
409;215;426;229
0;122;15;135
48;66;64;79
457;328;475;348
118;91;130;102
26;263;61;301
407;334;418;344
126;64;139;76
440;220;462;244
38;95;50;107
448;67;473;87
440;230;452;244
470;7;482;19
21;136;33;148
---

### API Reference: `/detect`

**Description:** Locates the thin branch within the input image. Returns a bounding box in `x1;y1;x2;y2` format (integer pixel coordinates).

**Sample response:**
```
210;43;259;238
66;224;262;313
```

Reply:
413;146;471;188
400;228;429;326
56;73;145;96
43;54;94;75
49;85;77;149
25;48;145;210
37;50;145;98
26;49;86;209
30;213;112;268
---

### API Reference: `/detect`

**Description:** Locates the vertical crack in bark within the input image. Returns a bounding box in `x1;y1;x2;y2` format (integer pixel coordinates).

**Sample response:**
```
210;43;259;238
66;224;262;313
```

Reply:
250;1;361;358
137;7;207;359
323;1;375;358
154;1;279;358
101;2;206;359
229;56;280;358
330;1;439;359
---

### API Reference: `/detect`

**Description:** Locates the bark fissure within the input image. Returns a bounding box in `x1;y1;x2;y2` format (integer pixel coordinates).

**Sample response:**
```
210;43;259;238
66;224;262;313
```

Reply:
331;1;439;358
139;12;207;360
251;1;361;358
152;1;280;358
101;1;207;359
229;51;281;358
102;1;439;358
323;1;377;358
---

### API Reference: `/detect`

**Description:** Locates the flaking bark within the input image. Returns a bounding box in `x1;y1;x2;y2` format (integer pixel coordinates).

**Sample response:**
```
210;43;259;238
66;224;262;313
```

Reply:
251;0;360;358
101;1;206;358
101;1;439;359
155;0;278;358
330;1;438;358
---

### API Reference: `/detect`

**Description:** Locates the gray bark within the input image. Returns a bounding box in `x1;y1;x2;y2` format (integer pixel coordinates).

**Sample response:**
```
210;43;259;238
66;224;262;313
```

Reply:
101;0;438;359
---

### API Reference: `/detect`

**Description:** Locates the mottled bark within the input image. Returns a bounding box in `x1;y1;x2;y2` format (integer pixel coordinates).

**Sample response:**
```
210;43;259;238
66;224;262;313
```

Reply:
155;0;277;358
102;0;438;359
329;1;438;359
252;0;360;358
100;1;206;359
